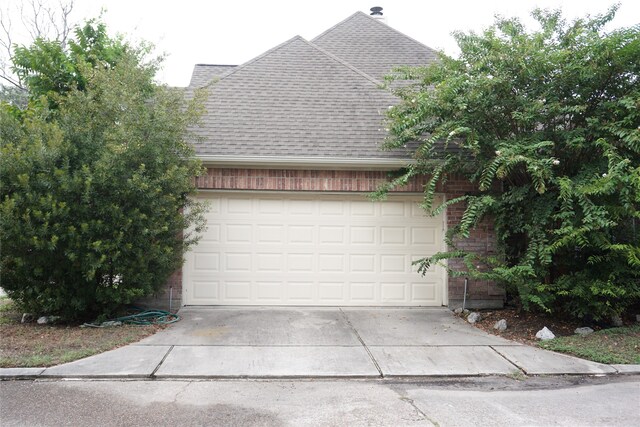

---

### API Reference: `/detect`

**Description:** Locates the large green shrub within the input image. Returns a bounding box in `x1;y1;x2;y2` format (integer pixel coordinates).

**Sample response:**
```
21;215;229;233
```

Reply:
0;22;206;321
378;7;640;320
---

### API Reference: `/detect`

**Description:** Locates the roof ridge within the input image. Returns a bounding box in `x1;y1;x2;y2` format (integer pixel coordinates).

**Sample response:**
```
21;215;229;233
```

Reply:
311;11;365;43
312;10;439;57
299;37;383;87
195;63;237;67
198;36;308;87
198;34;385;89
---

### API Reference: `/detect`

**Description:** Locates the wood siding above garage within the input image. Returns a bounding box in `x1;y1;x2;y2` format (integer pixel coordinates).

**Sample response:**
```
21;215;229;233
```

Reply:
196;168;428;192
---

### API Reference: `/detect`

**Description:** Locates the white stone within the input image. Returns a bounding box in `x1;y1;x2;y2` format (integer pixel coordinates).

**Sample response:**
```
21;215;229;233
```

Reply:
535;327;555;340
36;315;60;325
453;308;463;315
574;327;594;336
21;313;34;324
494;319;507;331
467;312;481;324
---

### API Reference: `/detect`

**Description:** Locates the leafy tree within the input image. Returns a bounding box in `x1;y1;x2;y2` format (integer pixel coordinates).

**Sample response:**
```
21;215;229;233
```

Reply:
1;0;75;89
0;84;27;107
379;7;640;320
11;20;127;110
0;21;206;321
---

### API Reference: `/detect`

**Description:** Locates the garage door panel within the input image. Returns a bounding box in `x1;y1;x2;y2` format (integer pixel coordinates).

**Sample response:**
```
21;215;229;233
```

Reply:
184;194;445;306
224;281;251;300
256;282;283;300
380;255;406;273
192;280;220;300
288;253;314;271
224;253;252;271
287;282;315;302
288;225;314;243
226;225;252;243
349;283;376;302
200;224;221;243
351;202;375;216
411;282;437;302
319;200;344;215
381;202;405;216
227;198;252;214
350;254;375;272
381;283;406;302
193;253;220;272
350;227;375;244
381;227;406;244
318;282;344;302
411;227;437;245
257;225;284;242
318;226;345;243
318;254;345;272
256;253;284;272
258;199;284;214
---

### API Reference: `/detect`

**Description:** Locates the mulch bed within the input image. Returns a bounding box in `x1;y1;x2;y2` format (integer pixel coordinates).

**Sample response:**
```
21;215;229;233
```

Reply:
469;308;585;346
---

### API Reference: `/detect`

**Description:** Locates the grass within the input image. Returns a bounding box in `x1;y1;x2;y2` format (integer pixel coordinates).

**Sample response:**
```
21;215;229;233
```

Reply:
538;325;640;364
0;299;164;368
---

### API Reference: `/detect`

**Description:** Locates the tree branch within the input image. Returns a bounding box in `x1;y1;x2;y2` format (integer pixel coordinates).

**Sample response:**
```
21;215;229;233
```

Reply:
0;0;75;90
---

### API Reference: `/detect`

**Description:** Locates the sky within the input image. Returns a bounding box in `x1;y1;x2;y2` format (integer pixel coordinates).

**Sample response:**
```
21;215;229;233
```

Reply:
3;0;639;87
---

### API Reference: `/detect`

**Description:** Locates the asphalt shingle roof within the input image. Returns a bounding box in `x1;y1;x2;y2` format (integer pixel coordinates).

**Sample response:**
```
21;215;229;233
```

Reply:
192;36;414;159
189;64;237;88
190;11;438;161
312;12;438;81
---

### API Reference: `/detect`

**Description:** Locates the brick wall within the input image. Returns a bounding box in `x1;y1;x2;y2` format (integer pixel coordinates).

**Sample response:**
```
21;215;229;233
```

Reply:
138;269;182;313
157;167;504;309
442;175;505;309
195;168;428;192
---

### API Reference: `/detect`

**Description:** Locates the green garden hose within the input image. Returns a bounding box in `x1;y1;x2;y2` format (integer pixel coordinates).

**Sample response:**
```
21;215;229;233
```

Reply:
82;309;179;327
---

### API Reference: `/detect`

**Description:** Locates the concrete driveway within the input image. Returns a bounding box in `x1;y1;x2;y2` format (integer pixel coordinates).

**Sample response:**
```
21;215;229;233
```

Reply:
2;307;626;379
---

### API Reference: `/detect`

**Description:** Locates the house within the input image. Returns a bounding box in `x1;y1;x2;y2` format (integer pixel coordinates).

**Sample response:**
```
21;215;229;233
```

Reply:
159;10;504;310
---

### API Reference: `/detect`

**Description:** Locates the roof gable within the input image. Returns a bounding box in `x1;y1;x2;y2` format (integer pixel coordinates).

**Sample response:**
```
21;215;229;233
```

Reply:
193;36;410;160
312;11;438;80
189;64;237;87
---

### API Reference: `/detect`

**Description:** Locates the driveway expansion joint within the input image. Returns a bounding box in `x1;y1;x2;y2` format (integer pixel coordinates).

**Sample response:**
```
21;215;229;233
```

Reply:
150;345;175;379
339;308;384;377
489;345;527;375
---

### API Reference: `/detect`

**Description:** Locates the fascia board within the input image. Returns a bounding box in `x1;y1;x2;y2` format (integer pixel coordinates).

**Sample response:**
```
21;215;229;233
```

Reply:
197;155;413;170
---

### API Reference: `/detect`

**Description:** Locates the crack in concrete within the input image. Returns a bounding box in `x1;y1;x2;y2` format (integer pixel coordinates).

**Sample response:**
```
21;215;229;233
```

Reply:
397;394;440;426
171;381;192;404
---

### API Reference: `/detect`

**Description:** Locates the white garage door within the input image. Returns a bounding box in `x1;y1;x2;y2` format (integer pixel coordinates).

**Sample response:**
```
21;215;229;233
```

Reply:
183;192;446;306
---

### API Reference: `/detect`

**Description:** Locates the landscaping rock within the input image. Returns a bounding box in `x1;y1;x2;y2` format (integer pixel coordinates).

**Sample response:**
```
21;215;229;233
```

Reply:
467;312;481;324
21;313;34;324
535;327;555;340
493;319;508;331
574;327;594;336
36;315;61;325
453;307;463;315
611;315;623;327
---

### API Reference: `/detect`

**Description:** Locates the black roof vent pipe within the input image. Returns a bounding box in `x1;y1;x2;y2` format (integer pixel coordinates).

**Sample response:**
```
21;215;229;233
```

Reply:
370;6;383;16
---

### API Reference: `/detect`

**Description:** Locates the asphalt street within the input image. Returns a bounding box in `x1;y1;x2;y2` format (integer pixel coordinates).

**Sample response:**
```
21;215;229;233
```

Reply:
1;376;639;426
